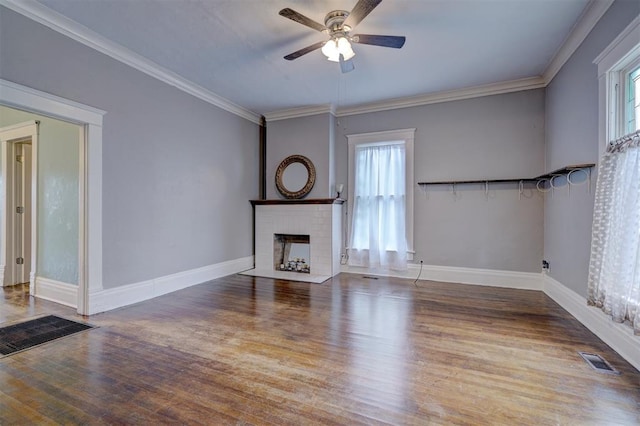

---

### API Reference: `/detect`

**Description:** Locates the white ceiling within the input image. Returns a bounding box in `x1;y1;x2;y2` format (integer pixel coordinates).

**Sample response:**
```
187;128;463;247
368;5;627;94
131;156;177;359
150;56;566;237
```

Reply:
29;0;591;117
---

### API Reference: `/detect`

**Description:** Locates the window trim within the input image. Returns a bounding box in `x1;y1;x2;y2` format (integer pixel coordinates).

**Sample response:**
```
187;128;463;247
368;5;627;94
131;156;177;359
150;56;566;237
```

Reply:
346;128;416;260
595;15;640;153
623;59;640;134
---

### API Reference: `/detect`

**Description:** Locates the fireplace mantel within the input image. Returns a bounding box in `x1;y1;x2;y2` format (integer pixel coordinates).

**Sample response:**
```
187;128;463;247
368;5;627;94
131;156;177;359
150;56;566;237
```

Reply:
250;198;345;206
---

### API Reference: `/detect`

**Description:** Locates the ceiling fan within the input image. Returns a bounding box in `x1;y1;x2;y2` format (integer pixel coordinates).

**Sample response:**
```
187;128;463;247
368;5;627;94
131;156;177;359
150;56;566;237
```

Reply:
279;0;406;73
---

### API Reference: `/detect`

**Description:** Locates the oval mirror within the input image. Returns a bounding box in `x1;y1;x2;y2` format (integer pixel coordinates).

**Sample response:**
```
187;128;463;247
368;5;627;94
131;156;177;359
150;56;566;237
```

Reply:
275;155;316;199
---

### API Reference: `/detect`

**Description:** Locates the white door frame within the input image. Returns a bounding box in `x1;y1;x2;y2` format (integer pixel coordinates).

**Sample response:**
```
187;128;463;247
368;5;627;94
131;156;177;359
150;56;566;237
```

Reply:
0;79;106;315
0;121;38;289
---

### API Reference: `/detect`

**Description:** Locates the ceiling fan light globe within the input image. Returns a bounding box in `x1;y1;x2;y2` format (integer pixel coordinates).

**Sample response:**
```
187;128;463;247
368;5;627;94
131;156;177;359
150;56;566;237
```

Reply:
337;37;355;60
337;37;350;50
322;40;339;59
341;47;355;61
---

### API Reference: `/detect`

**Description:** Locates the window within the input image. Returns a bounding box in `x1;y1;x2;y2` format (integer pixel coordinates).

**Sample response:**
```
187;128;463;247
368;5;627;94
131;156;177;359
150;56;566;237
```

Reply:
595;16;640;143
589;17;640;333
346;129;415;270
625;62;640;134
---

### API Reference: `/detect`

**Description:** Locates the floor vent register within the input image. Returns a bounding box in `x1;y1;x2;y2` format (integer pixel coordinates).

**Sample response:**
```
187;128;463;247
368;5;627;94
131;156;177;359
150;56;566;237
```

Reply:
578;351;620;375
0;315;94;357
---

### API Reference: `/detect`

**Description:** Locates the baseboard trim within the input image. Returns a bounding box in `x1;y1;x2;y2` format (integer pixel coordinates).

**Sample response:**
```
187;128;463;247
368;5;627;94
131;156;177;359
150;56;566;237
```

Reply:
88;256;254;314
542;274;640;372
34;277;77;308
340;263;542;290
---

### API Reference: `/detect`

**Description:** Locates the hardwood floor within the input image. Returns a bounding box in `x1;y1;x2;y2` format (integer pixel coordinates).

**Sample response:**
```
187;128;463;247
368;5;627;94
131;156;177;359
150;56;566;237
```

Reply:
1;274;639;425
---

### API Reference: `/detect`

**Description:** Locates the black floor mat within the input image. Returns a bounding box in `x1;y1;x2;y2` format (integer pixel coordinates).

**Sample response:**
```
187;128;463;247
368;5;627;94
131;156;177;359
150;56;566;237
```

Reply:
0;315;93;356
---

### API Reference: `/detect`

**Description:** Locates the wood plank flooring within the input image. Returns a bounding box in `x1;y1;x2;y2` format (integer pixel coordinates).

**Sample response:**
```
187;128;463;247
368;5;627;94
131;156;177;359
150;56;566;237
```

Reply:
1;274;639;425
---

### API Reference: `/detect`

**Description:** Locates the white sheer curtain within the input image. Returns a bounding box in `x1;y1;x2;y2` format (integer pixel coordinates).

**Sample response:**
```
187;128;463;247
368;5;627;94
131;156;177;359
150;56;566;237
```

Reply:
588;130;640;334
348;142;407;270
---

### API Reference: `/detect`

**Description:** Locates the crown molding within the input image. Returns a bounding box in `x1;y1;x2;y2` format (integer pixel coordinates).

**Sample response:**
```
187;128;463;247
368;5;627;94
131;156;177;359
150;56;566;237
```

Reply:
335;77;546;117
543;0;615;84
265;78;545;121
264;104;336;122
0;0;262;124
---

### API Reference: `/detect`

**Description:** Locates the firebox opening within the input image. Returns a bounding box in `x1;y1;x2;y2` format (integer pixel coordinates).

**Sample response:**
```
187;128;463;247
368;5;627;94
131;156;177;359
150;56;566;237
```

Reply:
274;234;310;273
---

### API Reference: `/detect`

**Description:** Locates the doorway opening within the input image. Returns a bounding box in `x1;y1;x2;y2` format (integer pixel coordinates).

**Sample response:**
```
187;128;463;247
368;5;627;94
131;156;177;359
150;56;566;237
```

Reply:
1;121;37;292
1;79;105;315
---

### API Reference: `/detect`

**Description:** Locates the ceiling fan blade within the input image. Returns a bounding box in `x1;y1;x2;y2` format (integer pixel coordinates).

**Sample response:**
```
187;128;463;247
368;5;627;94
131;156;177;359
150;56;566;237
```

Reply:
284;41;326;61
339;54;355;73
279;8;326;33
352;34;406;48
344;0;383;30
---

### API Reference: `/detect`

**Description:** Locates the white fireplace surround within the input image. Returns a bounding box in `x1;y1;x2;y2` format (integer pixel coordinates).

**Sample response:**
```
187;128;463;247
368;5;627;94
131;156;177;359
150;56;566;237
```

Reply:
242;199;343;283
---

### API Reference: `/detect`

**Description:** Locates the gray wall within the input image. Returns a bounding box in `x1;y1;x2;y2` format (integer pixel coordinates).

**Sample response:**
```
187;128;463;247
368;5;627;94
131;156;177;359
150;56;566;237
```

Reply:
0;7;259;289
267;113;333;199
335;89;546;272
0;106;81;285
544;0;640;296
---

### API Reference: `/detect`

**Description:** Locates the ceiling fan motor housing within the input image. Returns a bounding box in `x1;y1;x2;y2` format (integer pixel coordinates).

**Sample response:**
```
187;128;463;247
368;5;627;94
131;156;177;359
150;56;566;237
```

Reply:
324;10;351;35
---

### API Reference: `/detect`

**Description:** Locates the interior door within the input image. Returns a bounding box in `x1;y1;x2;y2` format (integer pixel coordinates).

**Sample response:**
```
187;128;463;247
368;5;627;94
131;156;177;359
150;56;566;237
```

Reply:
14;142;32;284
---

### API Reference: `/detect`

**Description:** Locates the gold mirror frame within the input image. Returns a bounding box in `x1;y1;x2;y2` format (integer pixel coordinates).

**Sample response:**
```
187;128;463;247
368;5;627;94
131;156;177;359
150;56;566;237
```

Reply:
275;155;316;199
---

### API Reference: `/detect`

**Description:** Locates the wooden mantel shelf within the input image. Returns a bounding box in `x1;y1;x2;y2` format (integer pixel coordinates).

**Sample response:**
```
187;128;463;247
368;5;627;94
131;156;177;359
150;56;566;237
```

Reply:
250;198;345;206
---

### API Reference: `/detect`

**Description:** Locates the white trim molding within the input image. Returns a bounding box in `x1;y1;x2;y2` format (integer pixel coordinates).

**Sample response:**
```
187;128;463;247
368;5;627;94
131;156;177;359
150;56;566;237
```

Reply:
335;77;546;118
0;120;38;289
0;79;105;125
34;277;78;308
0;78;105;315
0;0;261;124
88;256;254;314
543;0;615;83
543;274;640;372
594;15;640;155
264;77;546;121
264;105;335;122
594;14;640;77
341;263;542;291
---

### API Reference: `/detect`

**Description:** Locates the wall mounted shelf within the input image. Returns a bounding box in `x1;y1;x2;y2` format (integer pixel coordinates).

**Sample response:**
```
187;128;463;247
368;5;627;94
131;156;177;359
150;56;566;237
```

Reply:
417;163;595;187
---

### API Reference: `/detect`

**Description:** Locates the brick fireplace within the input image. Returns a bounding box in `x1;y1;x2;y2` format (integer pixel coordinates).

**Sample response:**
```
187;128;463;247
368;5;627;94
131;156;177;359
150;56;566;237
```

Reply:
242;199;343;283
